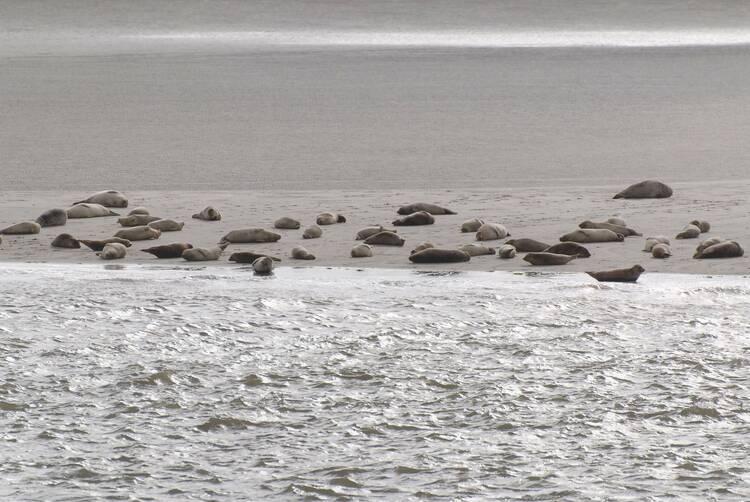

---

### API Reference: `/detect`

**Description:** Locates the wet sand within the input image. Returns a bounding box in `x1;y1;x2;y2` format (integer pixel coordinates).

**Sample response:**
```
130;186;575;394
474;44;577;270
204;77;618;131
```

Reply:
0;181;747;274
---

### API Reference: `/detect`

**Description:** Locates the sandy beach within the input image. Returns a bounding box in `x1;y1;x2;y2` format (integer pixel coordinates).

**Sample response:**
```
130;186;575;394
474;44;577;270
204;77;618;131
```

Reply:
1;180;747;274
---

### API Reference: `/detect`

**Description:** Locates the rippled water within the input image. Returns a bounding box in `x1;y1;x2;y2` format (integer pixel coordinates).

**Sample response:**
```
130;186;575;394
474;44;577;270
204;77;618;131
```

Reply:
1;264;749;500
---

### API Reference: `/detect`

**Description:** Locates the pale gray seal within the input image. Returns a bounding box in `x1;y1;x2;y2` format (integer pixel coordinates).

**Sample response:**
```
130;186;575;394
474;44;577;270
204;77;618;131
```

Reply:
67;203;119;218
397;203;456;215
303;225;323;239
505;238;550;252
651;243;671;258
252;256;275;275
97;242;127;260
1;222;41;235
544;242;591;257
606;217;627;226
182;243;228;261
142;243;193;259
291;246;316;260
498;245;516;259
75;190;128;208
36;208;68;227
579;220;641;237
229;251;281;263
523;252;576;266
613;180;672;199
410;242;435;254
220;228;281;244
192;206;222;221
148;219;184;232
643;236;670;252
115;226;161;241
476;223;509;241
392;211;435;226
118;214;161;227
51;233;80;249
694;240;744;259
128;207;150;216
587;265;645;283
274;217;301;230
316;213;346;225
690;220;711;233
461;218;484;233
364;231;405;246
559;229;623;243
457;244;495;256
351;244;373;258
79;237;132;251
409;249;470;263
676;224;701;239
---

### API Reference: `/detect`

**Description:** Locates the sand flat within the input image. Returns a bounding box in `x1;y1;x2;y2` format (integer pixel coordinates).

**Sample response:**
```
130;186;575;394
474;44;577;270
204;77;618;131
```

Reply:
0;181;747;274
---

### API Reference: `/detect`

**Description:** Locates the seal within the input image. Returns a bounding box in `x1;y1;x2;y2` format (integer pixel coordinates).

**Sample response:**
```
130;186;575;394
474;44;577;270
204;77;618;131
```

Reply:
587;265;645;283
694;237;724;254
392;211;435;226
182;243;228;261
676;224;701;239
613;180;672;199
690;220;711;233
75;190;128;208
303;225;323;239
504;238;550;252
559;229;623;243
291;246;316;260
523;252;576;266
364;231;405;246
475;223;509;241
97;242;127;260
606;217;627;226
643;236;670;252
651;243;671;258
220;228;281;244
1;222;41;235
115;226;161;241
457;244;495;256
411;242;435;254
148;219;184;232
461;218;484;233
409;248;470;264
316;213;346;225
36;208;68;227
78;237;132;251
498;244;517;259
694;240;744;259
51;233;80;249
192;206;222;221
355;226;396;240
351;244;373;258
229;251;281;263
142;243;194;259
118;214;162;227
67;203;119;218
579;221;641;237
397;203;457;215
544;242;591;257
128;207;150;216
274;217;301;230
252;256;275;275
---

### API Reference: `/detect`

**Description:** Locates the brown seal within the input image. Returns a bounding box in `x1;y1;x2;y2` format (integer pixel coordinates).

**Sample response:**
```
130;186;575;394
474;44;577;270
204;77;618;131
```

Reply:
397;203;456;215
586;265;645;283
364;231;405;247
409;249;470;264
142;243;194;259
392;211;435;226
523;252;576;266
51;233;80;249
693;240;744;259
544;242;591;258
613;180;672;199
229;252;282;263
505;238;550;252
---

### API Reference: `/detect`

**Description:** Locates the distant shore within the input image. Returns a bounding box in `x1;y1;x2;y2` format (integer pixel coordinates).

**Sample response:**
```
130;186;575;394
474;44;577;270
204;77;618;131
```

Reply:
1;181;747;274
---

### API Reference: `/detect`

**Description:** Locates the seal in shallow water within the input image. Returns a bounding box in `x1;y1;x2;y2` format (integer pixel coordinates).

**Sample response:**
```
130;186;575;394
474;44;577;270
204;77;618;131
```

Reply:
409;248;470;264
252;256;274;275
75;190;128;208
586;265;645;283
36;208;67;227
613;180;672;199
397;203;456;215
523;252;576;266
142;243;193;259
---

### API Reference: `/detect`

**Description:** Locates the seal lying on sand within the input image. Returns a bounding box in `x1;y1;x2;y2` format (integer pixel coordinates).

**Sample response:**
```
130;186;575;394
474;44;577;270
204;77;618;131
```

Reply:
291;246;316;260
690;220;711;233
316;213;346;225
303;225;323;239
676;224;701;239
229;251;281;263
182;243;228;261
544;242;591;257
607;217;627;226
458;244;495;256
115;226;161;241
36;208;67;227
142;243;193;259
397;203;456;215
1;222;41;235
643;236;670;252
355;226;395;240
498;245;516;259
148;219;184;232
274;217;300;230
694;237;724;254
351;244;373;257
560;229;623;243
79;237;132;252
364;231;405;246
75;190;128;208
192;206;222;221
252;256;274;275
579;221;641;237
693;240;744;259
51;233;80;249
411;242;434;254
461;218;484;233
128;207;150;215
586;265;645;283
651;243;671;258
505;238;549;252
613;180;672;199
409;249;470;263
97;242;127;260
220;228;281;244
476;223;509;241
392;211;435;226
67;203;119;218
523;252;576;266
118;214;161;227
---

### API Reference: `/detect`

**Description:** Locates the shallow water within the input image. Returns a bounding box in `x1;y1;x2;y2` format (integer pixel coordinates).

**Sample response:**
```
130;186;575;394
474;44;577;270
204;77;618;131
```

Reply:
1;264;748;500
